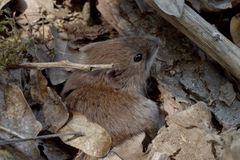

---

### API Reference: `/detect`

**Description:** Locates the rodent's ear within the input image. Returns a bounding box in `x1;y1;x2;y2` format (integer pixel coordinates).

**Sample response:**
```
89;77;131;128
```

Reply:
106;69;126;88
106;69;124;78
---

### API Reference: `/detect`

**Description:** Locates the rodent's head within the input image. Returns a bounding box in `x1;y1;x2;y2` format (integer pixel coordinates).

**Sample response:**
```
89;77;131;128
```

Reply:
71;36;160;91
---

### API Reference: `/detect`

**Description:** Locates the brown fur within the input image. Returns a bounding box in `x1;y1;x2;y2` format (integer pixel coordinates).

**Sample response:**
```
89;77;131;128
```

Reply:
61;36;161;147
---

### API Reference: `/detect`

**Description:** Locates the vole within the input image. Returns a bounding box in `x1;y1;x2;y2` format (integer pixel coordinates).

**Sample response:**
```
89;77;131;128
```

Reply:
61;36;162;148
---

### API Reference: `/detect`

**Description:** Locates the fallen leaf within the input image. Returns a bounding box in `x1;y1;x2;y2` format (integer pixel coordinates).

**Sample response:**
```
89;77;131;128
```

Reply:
42;87;69;132
47;27;71;85
219;82;236;106
38;139;75;160
168;101;212;129
0;83;42;159
101;152;122;160
149;102;216;160
187;0;232;12
230;13;240;47
58;112;112;158
220;130;240;160
30;70;69;132
207;129;240;160
179;72;209;101
159;84;185;115
30;70;48;103
109;133;148;160
0;146;31;160
151;152;170;160
152;0;185;17
211;100;240;129
15;0;54;25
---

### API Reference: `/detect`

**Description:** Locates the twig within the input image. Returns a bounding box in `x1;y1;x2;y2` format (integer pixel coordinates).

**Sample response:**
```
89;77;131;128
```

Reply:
0;131;83;146
146;0;240;80
16;60;113;71
0;125;25;139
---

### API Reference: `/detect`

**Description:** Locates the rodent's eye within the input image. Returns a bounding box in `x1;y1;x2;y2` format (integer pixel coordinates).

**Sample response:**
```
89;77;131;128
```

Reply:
134;53;142;62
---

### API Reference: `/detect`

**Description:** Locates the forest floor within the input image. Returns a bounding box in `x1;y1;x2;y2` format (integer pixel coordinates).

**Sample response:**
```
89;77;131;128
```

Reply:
0;0;240;160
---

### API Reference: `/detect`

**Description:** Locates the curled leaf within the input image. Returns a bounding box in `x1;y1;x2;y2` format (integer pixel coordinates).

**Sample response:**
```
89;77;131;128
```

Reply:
58;113;112;158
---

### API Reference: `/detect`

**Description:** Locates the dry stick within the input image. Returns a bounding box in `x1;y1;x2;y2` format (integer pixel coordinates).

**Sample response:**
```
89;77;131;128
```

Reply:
146;0;240;80
0;125;25;139
18;60;113;71
0;131;83;146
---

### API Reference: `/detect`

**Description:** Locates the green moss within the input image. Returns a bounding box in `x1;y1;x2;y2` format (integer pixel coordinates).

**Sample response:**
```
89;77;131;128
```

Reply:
0;35;27;71
0;9;29;72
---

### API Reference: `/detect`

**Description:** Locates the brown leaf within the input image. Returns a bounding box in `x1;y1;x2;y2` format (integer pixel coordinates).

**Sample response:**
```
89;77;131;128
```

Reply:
159;84;185;115
108;133;148;160
15;0;54;25
58;112;112;158
47;28;71;85
167;102;212;129
207;129;240;160
219;82;236;106
42;87;69;132
149;102;216;160
0;84;42;159
151;0;185;17
38;139;74;160
151;152;170;160
187;0;232;12
0;146;31;160
230;13;240;47
30;70;48;103
220;130;240;160
30;70;69;132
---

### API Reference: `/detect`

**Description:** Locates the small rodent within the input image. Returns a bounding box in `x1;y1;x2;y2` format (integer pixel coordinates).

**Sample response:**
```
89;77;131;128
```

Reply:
61;36;161;147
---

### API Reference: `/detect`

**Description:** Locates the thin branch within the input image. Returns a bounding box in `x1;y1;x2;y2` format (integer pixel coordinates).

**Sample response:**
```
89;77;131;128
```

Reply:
0;125;25;139
0;131;83;146
15;60;113;71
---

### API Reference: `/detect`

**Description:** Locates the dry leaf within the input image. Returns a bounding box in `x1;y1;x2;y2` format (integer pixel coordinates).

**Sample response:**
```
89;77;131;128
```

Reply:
149;102;216;160
159;84;185;115
47;28;71;85
207;129;240;160
38;139;74;160
0;84;42;159
108;133;148;160
187;0;232;12
219;82;236;106
30;70;69;132
58;112;112;158
97;0;165;36
167;102;212;129
15;0;54;25
152;0;185;17
30;70;48;103
212;101;240;128
101;152;122;160
151;152;170;160
220;130;240;160
0;146;31;160
42;87;69;132
230;13;240;47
